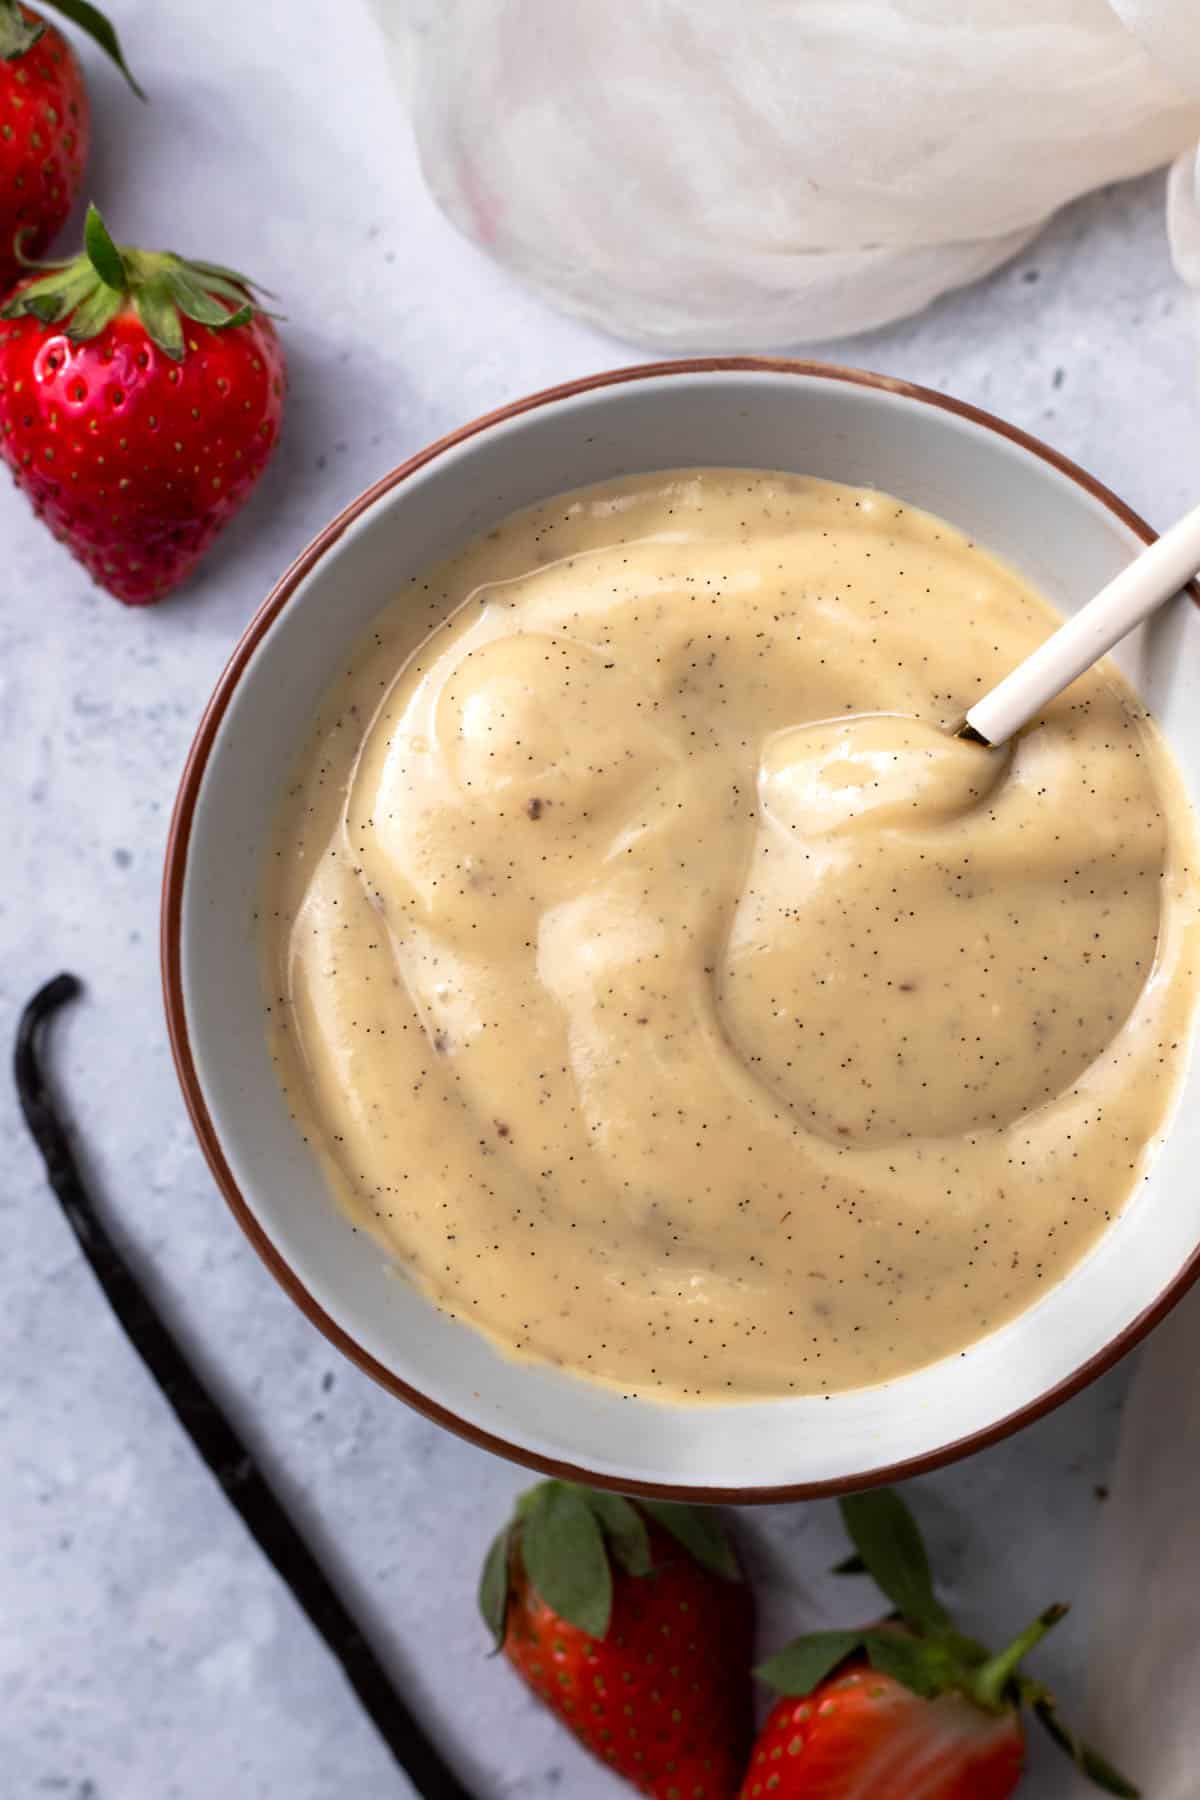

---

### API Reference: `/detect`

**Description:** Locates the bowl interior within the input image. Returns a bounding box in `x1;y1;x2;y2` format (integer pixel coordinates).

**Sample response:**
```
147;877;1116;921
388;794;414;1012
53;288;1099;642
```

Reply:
176;367;1200;1494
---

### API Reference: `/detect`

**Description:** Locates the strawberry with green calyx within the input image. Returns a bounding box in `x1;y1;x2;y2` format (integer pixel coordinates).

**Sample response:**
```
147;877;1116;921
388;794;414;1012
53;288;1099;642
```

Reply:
481;1481;755;1799
742;1487;1137;1800
0;2;142;293
0;205;284;604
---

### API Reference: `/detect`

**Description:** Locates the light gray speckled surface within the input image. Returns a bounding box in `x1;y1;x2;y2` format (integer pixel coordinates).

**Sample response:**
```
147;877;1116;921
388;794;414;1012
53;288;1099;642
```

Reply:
2;5;1195;1797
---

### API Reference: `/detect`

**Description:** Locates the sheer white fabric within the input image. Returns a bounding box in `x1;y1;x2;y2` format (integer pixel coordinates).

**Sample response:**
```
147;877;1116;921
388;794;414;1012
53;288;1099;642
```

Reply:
1085;1289;1200;1800
373;0;1200;346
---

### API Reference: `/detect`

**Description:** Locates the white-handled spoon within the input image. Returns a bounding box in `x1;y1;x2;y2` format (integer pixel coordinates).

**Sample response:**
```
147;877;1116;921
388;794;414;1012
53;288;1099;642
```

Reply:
958;499;1200;748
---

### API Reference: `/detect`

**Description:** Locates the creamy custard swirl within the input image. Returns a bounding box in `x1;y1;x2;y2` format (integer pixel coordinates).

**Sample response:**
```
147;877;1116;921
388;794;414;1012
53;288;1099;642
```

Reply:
265;473;1200;1399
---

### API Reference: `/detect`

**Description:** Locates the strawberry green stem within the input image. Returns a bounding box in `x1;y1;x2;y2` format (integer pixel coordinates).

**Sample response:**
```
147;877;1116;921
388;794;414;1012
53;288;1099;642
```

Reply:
969;1603;1068;1712
2;204;267;361
0;0;144;96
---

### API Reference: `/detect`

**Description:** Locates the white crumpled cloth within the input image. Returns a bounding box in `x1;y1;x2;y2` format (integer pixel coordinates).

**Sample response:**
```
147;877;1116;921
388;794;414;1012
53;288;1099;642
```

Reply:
1083;1286;1200;1800
375;0;1200;347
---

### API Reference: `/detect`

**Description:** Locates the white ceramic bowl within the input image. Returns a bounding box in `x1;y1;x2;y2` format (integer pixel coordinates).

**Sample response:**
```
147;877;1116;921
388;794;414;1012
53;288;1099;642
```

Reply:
162;359;1200;1500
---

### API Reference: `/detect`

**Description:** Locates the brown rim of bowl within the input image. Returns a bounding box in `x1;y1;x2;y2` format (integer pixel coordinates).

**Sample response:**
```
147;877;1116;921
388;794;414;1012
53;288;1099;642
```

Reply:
162;355;1200;1503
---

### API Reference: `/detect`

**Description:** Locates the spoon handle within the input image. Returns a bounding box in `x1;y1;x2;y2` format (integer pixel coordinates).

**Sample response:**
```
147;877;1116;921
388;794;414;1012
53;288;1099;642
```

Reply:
961;499;1200;748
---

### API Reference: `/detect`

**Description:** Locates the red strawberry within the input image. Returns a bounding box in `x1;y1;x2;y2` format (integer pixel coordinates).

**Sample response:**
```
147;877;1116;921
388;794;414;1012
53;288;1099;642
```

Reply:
742;1488;1137;1800
0;204;284;603
741;1663;1021;1792
481;1482;755;1798
0;1;142;293
744;1663;1025;1799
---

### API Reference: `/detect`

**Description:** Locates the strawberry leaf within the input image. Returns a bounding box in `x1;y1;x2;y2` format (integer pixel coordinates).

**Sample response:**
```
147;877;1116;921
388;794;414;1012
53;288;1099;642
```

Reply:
165;268;256;332
861;1629;958;1700
939;1627;991;1672
478;1523;514;1653
215;302;253;330
132;278;185;361
0;1;43;58
2;215;273;362
582;1492;652;1578
1075;1746;1141;1798
839;1489;949;1632
166;269;234;329
184;271;254;310
83;206;126;293
521;1482;613;1639
185;258;276;299
64;283;121;341
5;264;94;325
24;291;67;325
4;261;98;324
756;1630;864;1695
641;1499;738;1579
37;0;145;97
1075;1744;1140;1799
1029;1693;1139;1797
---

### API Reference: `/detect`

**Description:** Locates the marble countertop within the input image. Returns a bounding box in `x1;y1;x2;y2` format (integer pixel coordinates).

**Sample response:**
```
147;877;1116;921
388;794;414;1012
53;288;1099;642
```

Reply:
3;4;1196;1796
